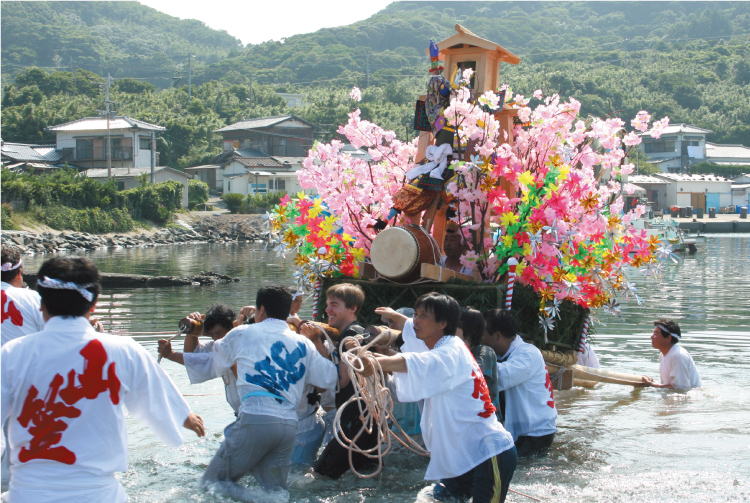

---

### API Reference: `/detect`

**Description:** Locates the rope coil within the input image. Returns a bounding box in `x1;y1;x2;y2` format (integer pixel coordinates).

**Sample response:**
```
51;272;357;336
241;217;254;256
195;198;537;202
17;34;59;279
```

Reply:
331;330;430;478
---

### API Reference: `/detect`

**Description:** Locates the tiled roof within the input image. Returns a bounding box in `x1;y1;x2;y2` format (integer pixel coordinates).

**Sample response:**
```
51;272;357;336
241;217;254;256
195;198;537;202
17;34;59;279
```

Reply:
639;123;712;137
629;175;670;184
47;116;165;132
215;115;316;132
654;173;729;182
1;143;62;162
211;148;284;168
235;157;284;167
84;166;189;179
184;164;222;171
705;142;750;160
271;156;307;165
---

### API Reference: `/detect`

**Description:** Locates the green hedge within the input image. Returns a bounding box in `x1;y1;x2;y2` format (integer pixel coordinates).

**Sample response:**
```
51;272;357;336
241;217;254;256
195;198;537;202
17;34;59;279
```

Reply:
188;179;209;210
221;193;244;214
31;205;135;233
689;162;750;178
1;168;182;227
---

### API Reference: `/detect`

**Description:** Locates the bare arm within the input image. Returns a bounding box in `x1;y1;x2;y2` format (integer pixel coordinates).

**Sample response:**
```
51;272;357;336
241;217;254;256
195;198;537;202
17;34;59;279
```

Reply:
642;376;673;388
374;307;408;331
158;339;185;365
370;353;408;374
183;312;204;353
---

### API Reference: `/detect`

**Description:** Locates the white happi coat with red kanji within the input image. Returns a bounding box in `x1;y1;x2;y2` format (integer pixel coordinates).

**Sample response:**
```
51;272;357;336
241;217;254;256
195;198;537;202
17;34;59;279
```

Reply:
1;316;191;502
1;282;45;346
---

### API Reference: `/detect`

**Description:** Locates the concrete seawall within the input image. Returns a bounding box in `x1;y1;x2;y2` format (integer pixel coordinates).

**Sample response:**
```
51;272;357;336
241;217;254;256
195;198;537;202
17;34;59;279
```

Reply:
678;220;750;233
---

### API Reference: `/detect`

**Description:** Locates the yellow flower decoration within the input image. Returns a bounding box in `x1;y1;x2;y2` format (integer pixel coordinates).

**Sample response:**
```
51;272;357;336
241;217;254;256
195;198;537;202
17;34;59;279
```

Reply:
517;171;534;188
500;212;519;227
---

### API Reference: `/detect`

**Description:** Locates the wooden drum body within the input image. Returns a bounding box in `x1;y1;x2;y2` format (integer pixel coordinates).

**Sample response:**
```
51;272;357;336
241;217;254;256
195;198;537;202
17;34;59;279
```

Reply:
369;225;439;283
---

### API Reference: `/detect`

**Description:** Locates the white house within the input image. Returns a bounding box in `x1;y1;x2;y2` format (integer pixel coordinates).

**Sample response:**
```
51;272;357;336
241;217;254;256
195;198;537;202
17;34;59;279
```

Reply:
705;143;750;166
275;93;306;107
652;173;732;211
628;175;672;212
47;116;165;170
638;124;712;173
731;175;750;208
84;166;191;208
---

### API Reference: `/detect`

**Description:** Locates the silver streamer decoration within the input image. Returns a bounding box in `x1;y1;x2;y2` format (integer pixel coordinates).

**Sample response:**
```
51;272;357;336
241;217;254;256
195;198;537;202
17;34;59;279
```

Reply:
544;298;562;320
542;219;559;241
538;315;554;343
603;298;622;317
527;230;543;256
561;279;581;298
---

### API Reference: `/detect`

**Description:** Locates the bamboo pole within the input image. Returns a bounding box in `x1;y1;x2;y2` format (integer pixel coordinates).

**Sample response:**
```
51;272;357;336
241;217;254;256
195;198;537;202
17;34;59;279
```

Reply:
547;363;646;387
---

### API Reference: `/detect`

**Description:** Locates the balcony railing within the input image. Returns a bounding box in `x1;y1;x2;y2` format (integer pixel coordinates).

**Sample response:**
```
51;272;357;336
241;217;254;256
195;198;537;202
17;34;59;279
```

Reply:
62;147;134;161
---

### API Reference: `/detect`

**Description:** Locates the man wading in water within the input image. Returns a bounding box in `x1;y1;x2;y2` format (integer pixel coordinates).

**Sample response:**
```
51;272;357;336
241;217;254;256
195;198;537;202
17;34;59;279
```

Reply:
1;257;204;502
642;318;701;390
365;293;518;503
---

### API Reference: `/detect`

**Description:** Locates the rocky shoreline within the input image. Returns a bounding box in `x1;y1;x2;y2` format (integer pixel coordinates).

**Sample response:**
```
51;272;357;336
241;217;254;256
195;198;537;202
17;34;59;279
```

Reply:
1;215;268;256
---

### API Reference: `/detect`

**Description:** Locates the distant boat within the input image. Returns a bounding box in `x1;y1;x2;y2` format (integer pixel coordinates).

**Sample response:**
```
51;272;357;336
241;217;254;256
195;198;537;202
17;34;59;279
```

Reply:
632;216;703;254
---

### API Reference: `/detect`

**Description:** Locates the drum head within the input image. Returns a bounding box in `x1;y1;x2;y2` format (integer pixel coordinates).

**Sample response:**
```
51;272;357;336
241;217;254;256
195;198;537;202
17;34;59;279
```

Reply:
370;227;419;278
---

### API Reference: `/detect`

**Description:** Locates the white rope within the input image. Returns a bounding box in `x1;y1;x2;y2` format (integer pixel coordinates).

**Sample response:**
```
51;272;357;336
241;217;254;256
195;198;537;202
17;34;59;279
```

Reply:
332;331;430;478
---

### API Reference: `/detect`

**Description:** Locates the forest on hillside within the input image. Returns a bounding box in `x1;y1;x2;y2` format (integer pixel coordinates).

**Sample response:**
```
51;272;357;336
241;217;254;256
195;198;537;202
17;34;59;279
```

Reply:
2;1;750;172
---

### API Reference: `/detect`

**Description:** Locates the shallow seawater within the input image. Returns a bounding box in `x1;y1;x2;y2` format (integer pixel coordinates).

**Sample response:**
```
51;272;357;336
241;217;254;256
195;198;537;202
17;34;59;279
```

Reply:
17;235;750;502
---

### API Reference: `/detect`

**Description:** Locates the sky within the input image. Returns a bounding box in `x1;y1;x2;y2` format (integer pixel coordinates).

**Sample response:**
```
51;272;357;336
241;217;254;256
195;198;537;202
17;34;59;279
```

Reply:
139;0;395;46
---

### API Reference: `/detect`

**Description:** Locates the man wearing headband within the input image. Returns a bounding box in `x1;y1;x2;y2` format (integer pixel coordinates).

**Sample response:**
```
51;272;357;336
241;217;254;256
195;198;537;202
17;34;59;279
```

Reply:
1;257;204;502
1;246;45;346
642;319;701;390
158;303;244;415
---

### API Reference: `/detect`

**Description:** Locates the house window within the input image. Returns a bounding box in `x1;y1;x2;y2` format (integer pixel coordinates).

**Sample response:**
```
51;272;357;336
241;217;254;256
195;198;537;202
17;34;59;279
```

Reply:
645;141;675;153
271;179;285;192
117;181;125;191
250;183;267;193
227;182;231;192
76;139;94;159
140;137;151;150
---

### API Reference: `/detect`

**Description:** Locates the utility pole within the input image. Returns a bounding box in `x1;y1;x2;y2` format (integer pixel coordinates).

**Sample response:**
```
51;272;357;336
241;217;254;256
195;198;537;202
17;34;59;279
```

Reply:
188;55;194;100
69;56;76;97
150;130;156;184
366;54;370;88
249;75;253;107
103;73;113;179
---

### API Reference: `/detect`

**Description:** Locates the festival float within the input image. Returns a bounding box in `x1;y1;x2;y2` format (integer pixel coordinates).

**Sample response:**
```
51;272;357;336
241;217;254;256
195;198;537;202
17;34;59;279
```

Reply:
264;25;675;391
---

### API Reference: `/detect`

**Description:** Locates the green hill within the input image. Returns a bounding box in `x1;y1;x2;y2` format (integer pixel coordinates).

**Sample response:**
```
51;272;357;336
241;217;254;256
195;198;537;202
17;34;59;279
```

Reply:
1;1;242;87
2;1;750;171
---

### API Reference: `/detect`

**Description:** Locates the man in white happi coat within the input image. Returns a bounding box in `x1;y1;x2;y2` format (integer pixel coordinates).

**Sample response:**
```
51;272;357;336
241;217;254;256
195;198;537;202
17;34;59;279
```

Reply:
2;246;45;346
158;303;244;415
642;318;701;390
483;309;558;458
202;285;341;501
367;293;518;503
2;246;49;486
1;257;205;503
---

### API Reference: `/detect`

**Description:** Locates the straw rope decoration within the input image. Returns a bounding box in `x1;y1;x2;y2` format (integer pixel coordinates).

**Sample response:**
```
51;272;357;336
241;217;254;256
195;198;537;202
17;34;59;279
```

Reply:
504;257;518;310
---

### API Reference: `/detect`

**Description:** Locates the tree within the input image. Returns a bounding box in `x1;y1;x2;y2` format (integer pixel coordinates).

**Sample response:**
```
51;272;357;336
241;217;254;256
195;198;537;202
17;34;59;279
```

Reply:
221;193;244;214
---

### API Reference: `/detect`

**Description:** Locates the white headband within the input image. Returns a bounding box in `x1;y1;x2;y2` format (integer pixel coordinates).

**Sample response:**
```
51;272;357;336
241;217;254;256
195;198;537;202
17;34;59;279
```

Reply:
37;276;95;302
293;288;304;299
1;260;22;272
656;323;681;340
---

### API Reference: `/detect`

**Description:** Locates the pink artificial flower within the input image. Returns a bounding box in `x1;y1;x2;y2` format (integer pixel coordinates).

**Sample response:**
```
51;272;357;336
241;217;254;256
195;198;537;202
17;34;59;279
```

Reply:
650;117;670;139
623;132;641;146
533;89;543;100
631;111;651;132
